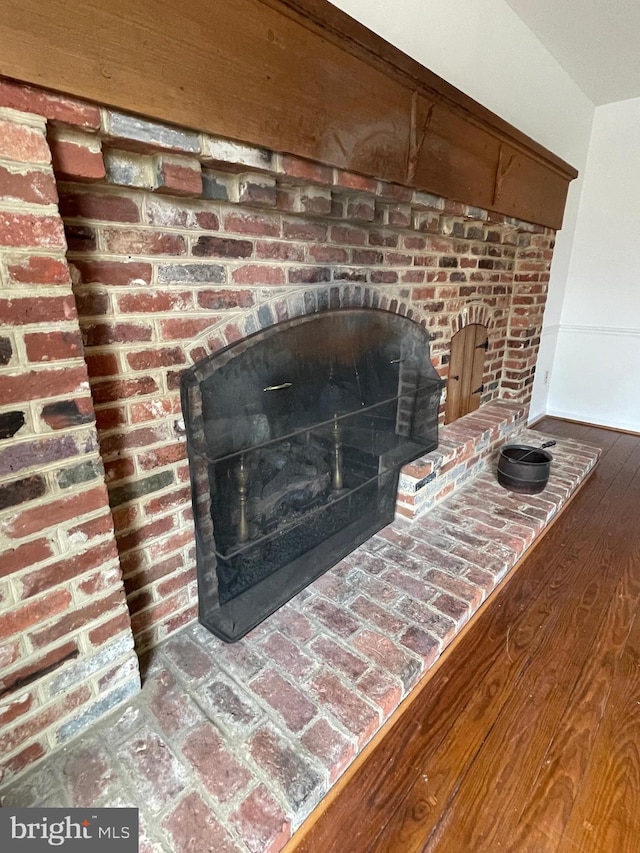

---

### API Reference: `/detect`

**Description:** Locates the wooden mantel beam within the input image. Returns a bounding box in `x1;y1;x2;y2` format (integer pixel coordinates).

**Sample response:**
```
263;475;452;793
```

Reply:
0;0;577;228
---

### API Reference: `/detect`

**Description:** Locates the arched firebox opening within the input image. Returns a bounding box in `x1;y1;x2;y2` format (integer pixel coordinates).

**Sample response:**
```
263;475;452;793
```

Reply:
181;308;444;641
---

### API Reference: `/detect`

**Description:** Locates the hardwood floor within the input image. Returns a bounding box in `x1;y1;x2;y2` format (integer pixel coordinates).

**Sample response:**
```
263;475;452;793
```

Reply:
294;420;640;852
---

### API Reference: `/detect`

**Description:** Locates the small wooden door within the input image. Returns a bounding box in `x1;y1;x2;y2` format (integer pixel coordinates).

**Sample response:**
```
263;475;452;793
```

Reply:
445;324;488;424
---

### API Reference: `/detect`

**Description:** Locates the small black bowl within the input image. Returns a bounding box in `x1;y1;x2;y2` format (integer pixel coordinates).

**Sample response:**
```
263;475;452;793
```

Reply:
497;444;553;494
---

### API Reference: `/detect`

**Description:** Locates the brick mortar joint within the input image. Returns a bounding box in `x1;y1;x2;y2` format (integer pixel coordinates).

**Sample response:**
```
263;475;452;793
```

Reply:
0;316;84;331
0;157;55;175
5;562;124;609
47;124;102;146
0;467;103;502
0;200;62;214
112;505;192;536
0;106;48;129
2;534;115;583
0;423;100;454
0;355;90;369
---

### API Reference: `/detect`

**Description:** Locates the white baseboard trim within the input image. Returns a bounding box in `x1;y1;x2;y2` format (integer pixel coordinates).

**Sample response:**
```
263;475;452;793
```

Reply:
527;409;546;427
546;407;640;435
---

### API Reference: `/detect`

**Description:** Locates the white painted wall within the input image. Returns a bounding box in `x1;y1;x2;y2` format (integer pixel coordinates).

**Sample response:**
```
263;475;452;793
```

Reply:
329;0;596;421
547;97;640;431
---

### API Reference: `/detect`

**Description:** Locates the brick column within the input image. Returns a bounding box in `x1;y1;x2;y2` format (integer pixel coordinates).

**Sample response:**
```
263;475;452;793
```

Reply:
0;107;139;781
502;228;554;404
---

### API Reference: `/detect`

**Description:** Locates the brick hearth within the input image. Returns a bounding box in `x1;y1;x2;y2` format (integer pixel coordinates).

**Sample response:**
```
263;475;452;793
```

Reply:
0;417;600;853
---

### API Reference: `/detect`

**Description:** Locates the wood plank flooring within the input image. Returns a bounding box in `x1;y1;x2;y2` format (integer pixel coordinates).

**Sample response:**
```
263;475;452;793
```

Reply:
293;419;640;853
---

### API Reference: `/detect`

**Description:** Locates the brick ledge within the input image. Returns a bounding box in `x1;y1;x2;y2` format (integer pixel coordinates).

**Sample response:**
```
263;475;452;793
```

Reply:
397;399;528;518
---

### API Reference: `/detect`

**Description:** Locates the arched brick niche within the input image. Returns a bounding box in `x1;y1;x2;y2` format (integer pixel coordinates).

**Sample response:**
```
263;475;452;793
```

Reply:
450;299;492;335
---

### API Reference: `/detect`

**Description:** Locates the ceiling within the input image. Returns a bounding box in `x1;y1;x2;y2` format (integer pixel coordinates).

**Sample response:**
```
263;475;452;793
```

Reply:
505;0;640;105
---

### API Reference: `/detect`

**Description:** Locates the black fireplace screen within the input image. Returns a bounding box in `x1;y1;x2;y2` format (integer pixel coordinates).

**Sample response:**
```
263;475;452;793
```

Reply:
181;309;443;641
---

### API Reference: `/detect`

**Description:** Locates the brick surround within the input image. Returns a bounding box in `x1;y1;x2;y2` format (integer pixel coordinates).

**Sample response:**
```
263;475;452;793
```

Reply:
0;77;555;779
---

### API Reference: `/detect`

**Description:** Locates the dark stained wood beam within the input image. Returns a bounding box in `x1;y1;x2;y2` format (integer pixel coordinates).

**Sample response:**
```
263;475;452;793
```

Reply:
0;0;577;228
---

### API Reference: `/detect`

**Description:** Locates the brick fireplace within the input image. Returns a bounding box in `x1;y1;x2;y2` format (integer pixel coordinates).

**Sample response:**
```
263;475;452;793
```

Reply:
0;75;555;780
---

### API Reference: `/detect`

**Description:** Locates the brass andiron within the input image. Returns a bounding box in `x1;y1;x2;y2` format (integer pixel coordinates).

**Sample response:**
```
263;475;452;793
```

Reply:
332;415;343;491
236;454;249;543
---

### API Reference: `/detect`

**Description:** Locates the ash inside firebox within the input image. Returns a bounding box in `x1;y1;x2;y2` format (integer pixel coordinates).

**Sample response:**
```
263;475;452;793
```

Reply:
244;438;331;530
211;433;381;603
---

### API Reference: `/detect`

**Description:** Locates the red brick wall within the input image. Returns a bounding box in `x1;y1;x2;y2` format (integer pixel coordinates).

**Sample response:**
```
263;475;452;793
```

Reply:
58;159;552;644
0;101;139;781
0;77;555;779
